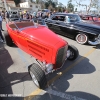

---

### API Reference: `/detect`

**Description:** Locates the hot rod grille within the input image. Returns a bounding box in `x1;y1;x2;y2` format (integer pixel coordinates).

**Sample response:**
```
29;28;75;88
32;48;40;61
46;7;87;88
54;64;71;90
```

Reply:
56;45;68;68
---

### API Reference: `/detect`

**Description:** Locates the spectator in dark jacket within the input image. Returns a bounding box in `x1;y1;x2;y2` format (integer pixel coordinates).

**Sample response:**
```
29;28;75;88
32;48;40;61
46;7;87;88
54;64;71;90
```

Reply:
5;11;9;23
0;13;4;43
0;13;4;31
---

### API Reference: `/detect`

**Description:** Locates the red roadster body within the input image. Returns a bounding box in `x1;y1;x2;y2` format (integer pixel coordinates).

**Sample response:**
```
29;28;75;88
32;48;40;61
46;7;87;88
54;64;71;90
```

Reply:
6;21;68;69
4;20;78;89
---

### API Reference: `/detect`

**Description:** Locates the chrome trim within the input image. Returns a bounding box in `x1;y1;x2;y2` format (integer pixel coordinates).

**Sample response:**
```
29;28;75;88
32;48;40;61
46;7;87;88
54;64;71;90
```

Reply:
45;63;53;73
30;71;39;87
88;41;100;45
88;34;100;45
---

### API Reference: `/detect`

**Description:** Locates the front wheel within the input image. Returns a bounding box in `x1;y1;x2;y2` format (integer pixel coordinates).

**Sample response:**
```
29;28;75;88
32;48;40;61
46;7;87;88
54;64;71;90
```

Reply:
76;33;88;45
67;45;79;60
29;63;47;89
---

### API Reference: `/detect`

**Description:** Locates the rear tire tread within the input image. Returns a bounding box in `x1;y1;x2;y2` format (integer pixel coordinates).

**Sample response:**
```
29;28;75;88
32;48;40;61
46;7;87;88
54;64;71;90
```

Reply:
2;31;13;46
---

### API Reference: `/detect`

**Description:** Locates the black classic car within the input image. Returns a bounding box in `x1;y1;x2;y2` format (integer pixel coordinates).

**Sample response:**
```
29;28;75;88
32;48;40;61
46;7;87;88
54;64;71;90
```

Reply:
45;13;100;45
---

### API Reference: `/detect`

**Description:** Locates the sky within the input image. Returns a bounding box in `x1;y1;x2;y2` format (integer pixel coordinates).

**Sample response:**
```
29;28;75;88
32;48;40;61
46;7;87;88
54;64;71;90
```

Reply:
58;0;90;11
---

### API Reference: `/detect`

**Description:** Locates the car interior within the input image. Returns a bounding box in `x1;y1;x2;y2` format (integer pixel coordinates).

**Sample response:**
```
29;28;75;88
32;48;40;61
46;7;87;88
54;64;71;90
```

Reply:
52;16;65;21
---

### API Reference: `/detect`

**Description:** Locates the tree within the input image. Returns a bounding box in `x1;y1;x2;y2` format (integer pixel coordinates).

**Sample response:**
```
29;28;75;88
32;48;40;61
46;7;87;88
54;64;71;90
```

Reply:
36;0;40;4
14;0;20;6
31;0;46;9
58;2;64;7
45;2;49;8
45;0;56;10
67;0;74;12
91;0;100;11
51;2;56;8
75;0;100;14
75;8;77;12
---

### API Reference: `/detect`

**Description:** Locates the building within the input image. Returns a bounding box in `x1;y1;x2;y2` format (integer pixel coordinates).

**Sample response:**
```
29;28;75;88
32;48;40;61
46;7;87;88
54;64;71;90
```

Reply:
20;1;41;12
20;0;36;3
0;0;4;11
53;0;58;5
0;0;16;11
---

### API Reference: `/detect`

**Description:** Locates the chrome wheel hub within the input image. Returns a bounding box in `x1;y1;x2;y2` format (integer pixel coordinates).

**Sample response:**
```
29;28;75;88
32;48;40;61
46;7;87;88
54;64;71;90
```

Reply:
78;34;86;42
67;50;71;58
67;49;74;59
30;71;39;87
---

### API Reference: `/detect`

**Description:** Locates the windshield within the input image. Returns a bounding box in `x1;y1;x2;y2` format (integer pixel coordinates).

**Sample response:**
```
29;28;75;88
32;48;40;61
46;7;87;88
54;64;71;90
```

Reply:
16;21;34;29
67;15;81;22
12;19;47;30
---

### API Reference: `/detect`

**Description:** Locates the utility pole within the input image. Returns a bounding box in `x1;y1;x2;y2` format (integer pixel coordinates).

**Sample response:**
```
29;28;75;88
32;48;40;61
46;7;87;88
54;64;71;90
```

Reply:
3;0;8;11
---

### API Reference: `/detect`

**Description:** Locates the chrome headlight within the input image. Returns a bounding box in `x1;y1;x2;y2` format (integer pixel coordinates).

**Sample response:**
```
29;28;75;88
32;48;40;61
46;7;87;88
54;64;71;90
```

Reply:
98;34;100;39
95;34;100;41
46;63;53;73
66;50;71;58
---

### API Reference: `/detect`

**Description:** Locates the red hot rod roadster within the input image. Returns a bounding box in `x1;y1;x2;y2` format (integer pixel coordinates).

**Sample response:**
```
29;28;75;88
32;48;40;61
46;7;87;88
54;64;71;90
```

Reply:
3;19;79;89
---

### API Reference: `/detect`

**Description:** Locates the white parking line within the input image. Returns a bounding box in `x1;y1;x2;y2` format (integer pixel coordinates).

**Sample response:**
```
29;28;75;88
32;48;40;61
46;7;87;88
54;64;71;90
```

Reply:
17;48;29;68
46;88;86;100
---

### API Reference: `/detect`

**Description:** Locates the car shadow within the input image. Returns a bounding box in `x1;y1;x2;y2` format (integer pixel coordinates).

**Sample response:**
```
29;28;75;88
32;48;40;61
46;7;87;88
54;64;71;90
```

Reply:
25;91;100;100
47;54;96;81
0;43;31;100
44;54;97;100
7;43;18;48
24;54;99;100
12;43;18;48
93;44;100;49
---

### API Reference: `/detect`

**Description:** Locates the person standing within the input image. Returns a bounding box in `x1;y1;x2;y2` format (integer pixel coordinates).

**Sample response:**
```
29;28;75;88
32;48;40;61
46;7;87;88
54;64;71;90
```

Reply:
20;11;23;20
0;13;5;43
0;13;4;31
25;11;29;19
5;11;9;23
1;11;5;21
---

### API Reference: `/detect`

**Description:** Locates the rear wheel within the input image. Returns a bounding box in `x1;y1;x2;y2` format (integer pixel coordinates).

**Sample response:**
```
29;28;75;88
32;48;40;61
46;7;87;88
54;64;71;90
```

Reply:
3;31;13;46
29;63;47;89
76;33;88;45
67;45;79;60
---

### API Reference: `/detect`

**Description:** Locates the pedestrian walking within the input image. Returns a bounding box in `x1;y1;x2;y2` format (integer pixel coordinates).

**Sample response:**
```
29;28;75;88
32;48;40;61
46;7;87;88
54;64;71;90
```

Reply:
1;11;5;21
19;11;23;20
0;13;5;43
25;11;29;19
0;30;4;43
0;13;4;31
5;11;9;23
